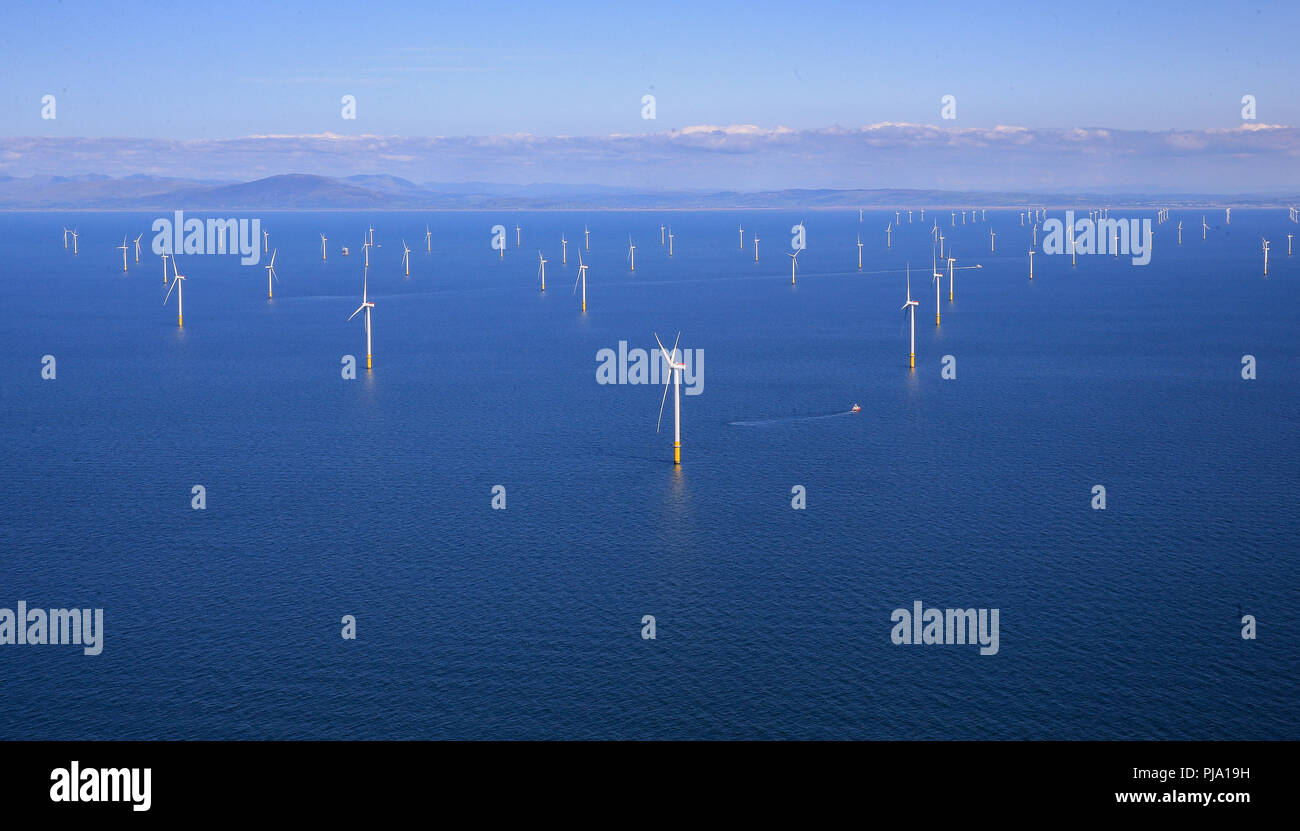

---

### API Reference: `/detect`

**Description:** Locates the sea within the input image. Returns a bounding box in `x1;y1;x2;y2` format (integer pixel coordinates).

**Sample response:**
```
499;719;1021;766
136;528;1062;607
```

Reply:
0;208;1295;739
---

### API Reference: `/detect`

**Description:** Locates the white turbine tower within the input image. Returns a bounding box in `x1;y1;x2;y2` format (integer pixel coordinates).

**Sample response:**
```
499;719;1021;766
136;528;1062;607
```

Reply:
164;257;185;327
739;224;744;250
537;250;547;291
902;264;919;369
515;223;521;247
856;234;863;270
425;226;432;253
585;225;590;252
562;234;568;265
885;222;892;248
627;236;636;272
321;233;328;261
62;227;69;249
263;228;270;254
133;234;142;262
931;250;942;325
1202;216;1209;240
655;332;686;466
1262;238;1270;275
753;236;760;262
265;248;278;299
117;237;128;272
989;228;996;252
668;228;675;257
1028;248;1036;279
787;248;800;285
160;252;169;284
1177;221;1183;245
573;252;589;312
71;229;78;254
348;268;376;371
401;239;411;276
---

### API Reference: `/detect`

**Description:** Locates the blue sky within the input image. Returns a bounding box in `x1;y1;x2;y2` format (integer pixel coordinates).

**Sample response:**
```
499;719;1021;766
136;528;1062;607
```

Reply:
1;0;1298;190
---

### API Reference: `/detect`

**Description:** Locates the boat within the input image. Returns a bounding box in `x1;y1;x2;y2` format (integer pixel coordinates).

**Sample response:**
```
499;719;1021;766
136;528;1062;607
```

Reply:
850;404;861;413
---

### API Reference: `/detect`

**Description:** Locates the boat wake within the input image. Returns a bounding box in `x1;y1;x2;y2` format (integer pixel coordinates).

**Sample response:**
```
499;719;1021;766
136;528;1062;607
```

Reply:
727;410;857;427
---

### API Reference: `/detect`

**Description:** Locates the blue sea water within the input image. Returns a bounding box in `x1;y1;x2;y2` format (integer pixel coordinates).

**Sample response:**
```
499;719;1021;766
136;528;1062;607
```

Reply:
0;209;1295;740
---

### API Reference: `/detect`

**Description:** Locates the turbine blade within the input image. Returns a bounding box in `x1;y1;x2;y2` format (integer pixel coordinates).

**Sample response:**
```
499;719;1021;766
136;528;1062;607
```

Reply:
657;374;671;433
348;304;366;321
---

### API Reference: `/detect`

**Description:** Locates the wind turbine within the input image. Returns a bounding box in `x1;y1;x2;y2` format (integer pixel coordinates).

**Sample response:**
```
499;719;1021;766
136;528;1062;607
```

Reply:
164;257;185;327
321;233;328;261
1202;216;1209;240
265;249;278;298
989;228;996;252
425;226;432;253
263;228;269;254
562;234;568;265
885;222;892;248
660;224;665;245
71;229;78;254
931;249;942;325
515;224;521;247
655;332;685;466
739;224;744;250
362;238;370;269
1225;208;1231;225
856;234;863;270
1177;221;1183;245
1262;238;1270;275
368;225;377;247
161;252;169;283
584;225;590;251
753;236;760;262
787;248;801;285
133;234;142;262
627;236;636;272
62;227;69;249
668;228;675;257
537;250;547;291
401;239;411;276
573;252;588;312
902;264;919;369
347;268;375;371
117;237;128;272
1288;233;1294;256
1028;248;1035;279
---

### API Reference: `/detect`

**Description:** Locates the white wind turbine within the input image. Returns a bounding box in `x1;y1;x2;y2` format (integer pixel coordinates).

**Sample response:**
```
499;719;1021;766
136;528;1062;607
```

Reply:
537;250;548;291
885;222;892;248
753;236;760;262
660;224;665;245
787;248;801;285
117;237;129;272
739;224;744;250
62;227;69;249
989;228;996;252
573;252;589;312
1177;221;1183;245
160;252;169;284
263;228;269;254
668;228;675;257
1262;238;1270;275
164;257;185;327
362;238;371;269
515;223;521;247
425;226;432;253
562;234;568;265
931;249;942;325
585;225;590;251
655;332;686;466
856;234;863;270
133;234;142;262
627;236;636;272
348;268;376;371
368;224;377;247
401;239;411;276
902;264;919;369
321;233;328;261
71;229;78;254
265;249;279;298
1202;215;1209;240
1028;248;1036;279
1288;233;1294;256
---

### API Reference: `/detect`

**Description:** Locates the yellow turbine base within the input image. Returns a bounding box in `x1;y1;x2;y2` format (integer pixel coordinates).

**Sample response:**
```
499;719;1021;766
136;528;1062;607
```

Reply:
178;316;183;327
909;353;915;368
673;442;680;465
366;354;372;370
935;314;940;325
581;302;586;313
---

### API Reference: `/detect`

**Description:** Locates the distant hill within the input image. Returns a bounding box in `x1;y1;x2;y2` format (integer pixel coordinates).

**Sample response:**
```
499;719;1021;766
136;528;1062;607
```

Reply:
0;173;1294;210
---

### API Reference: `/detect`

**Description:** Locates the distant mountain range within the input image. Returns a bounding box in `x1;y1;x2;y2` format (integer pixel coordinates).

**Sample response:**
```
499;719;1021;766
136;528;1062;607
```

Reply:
0;173;1292;210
